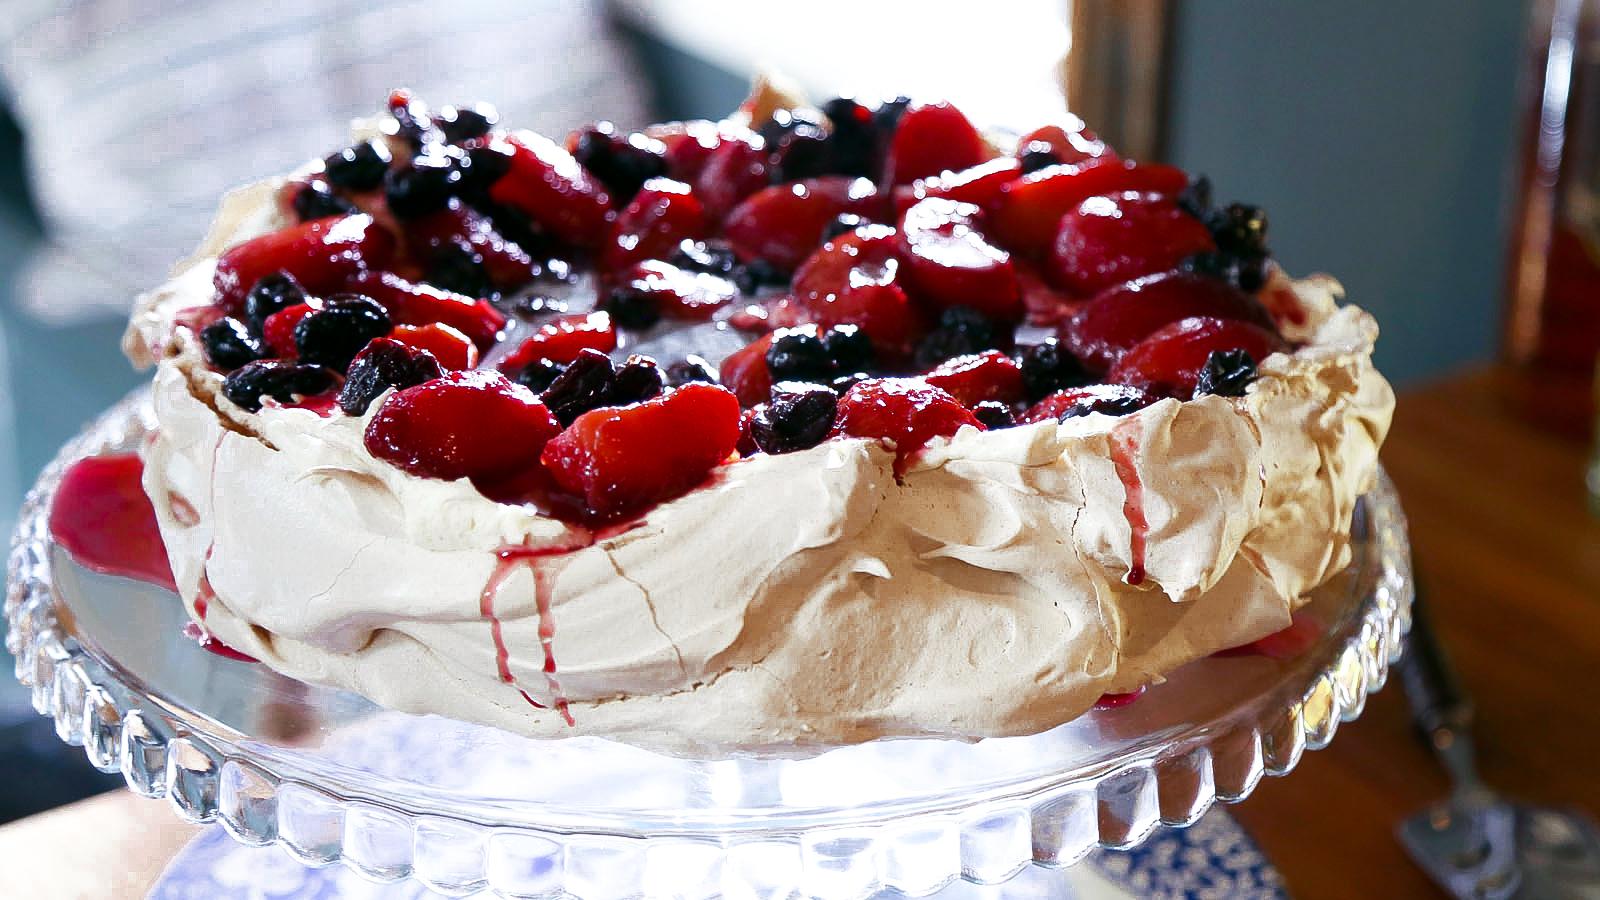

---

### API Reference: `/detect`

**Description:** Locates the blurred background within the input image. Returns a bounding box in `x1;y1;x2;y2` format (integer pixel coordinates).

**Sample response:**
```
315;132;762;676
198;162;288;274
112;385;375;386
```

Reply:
0;0;1573;827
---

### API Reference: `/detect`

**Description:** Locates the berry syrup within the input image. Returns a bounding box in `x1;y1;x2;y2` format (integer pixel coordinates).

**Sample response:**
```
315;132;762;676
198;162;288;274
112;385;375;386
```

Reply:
1109;421;1147;586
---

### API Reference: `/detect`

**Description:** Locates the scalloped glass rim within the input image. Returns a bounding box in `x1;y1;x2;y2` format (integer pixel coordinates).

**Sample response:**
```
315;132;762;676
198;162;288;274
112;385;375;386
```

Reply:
6;389;1413;897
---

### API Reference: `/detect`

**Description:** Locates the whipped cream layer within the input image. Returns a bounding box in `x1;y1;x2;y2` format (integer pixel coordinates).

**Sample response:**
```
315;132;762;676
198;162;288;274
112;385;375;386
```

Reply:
125;173;1394;757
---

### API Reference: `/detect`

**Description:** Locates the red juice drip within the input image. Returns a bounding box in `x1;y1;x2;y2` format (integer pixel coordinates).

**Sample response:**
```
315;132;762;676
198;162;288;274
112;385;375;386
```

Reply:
1109;423;1147;586
180;622;259;663
1094;685;1147;710
48;454;176;592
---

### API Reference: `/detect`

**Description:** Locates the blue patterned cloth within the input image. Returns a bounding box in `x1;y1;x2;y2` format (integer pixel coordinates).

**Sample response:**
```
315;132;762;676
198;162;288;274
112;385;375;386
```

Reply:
150;809;1286;899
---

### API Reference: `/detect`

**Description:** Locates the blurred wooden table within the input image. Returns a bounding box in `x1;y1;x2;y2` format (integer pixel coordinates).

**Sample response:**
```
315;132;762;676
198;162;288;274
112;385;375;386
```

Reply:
3;365;1597;899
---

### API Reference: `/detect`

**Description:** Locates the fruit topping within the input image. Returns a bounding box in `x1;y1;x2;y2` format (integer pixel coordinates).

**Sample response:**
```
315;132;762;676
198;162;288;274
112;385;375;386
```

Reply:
570;122;669;203
345;271;506;350
665;355;719;386
600;178;707;274
403;204;542;294
693;130;770;221
515;358;566;393
386;88;441;148
1019;339;1091;401
390;323;478;370
655;119;725;182
1186;198;1273;292
501;311;617;375
365;369;561;481
897;197;1022;321
1108;316;1285;396
293;294;393;371
1049;191;1216;295
290;180;356;221
222;361;335;413
1022;384;1152;422
338;338;445;415
435;102;498;143
724;176;882;272
213;214;394;313
200;317;264;371
384;149;468;219
882;102;992;187
894;156;1020;217
972;401;1016;429
603;261;737;327
719;333;775;406
611;355;668;405
922;350;1025;407
832;378;984;474
539;349;625;425
323;140;392;191
485;131;614;248
540;382;742;518
243;272;309;332
1016;122;1112;167
1193;348;1259;398
750;382;839;454
988;161;1189;256
1062;270;1276;373
764;327;833;382
914;306;1008;369
262;302;318;358
791;225;926;358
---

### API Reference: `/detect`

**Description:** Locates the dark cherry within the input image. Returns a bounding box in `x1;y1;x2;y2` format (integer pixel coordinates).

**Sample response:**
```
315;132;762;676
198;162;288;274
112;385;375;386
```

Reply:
571;123;668;203
822;324;874;372
767;127;832;183
914;306;1002;369
972;401;1017;429
426;243;493;299
338;338;444;415
765;328;833;382
435;102;498;143
872;96;913;135
1018;141;1061;174
201;317;264;371
384;151;464;219
670;238;740;277
665;355;719;386
323;140;392;191
540;348;618;425
737;258;790;294
751;382;838;454
514;358;567;393
823;213;867;243
1019;339;1090;402
602;283;663;330
1193;348;1258;398
292;180;356;222
293;294;393;371
818;97;878;176
222;361;334;413
610;355;666;405
243;272;308;332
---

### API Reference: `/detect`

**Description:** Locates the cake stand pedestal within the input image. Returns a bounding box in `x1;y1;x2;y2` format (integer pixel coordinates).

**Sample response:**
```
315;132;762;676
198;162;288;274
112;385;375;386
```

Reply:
6;391;1413;899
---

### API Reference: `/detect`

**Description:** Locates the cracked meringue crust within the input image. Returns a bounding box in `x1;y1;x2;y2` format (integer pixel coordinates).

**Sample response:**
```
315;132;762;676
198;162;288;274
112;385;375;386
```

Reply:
124;160;1393;759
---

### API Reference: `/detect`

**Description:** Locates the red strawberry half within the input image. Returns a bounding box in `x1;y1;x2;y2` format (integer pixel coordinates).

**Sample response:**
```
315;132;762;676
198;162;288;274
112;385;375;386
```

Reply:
724;176;883;273
832;378;984;475
1062;271;1276;373
391;323;478;370
365;369;560;481
988;161;1189;257
600;177;707;274
1049;192;1216;296
1108;316;1286;396
883;102;993;187
500;311;618;370
485;131;614;249
921;350;1025;407
791;225;927;359
541;383;742;518
344;271;505;350
896;197;1022;322
213;214;395;313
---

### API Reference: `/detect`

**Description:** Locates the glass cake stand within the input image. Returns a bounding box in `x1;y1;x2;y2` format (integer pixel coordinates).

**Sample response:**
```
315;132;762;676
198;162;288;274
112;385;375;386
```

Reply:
5;390;1413;899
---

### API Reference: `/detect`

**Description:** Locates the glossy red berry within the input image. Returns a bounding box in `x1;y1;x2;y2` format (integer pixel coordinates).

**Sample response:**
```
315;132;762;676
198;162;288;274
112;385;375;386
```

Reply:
988;161;1189;256
365;369;560;481
693;130;770;221
391;323;478;370
600;177;707;274
832;378;984;475
791;225;927;360
719;332;775;406
1107;316;1285;396
1049;192;1217;295
343;271;506;350
1021;384;1153;423
213;214;394;313
500;311;618;370
262;302;319;358
724;176;884;273
882;102;992;187
1062;270;1277;373
896;197;1022;322
921;350;1025;407
540;383;742;517
485;131;614;248
893;156;1021;218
